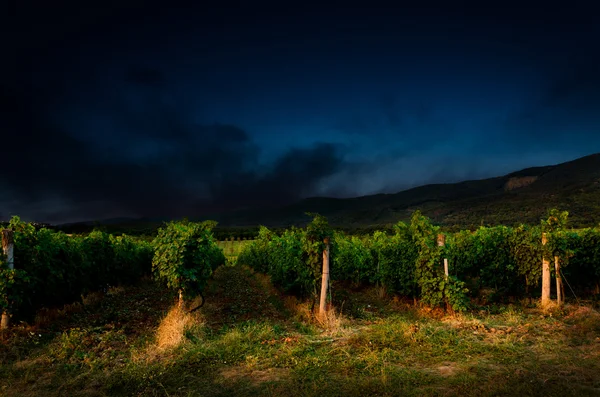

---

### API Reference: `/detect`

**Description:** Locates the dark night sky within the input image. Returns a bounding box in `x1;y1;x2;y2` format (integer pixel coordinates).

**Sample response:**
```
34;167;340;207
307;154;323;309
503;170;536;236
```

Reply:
3;1;600;223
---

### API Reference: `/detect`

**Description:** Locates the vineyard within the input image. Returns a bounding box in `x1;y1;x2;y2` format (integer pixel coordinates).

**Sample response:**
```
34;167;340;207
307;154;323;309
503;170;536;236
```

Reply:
0;217;224;326
1;211;600;396
237;210;600;311
1;210;600;325
216;239;252;263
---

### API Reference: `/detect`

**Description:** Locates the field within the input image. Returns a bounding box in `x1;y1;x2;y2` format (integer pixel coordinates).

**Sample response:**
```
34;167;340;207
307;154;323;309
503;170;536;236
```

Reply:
216;239;253;262
1;264;600;397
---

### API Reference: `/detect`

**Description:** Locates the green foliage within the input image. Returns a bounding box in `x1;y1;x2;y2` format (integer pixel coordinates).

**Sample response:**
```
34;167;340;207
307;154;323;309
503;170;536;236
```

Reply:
443;276;470;311
236;226;272;274
238;214;333;299
239;212;471;310
152;220;224;299
110;234;154;284
447;226;520;299
563;227;600;291
330;222;419;297
332;232;374;285
0;216;153;320
268;228;307;295
303;213;334;290
0;265;28;313
542;209;572;263
213;208;600;310
508;225;543;291
370;225;418;296
410;211;469;309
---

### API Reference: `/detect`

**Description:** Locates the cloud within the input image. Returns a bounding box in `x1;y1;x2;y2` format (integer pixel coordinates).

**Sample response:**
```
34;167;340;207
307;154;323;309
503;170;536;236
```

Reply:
0;82;348;223
5;5;599;224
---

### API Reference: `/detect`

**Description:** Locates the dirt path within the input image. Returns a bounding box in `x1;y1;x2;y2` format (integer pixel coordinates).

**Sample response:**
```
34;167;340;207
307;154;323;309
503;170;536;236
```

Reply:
201;265;290;330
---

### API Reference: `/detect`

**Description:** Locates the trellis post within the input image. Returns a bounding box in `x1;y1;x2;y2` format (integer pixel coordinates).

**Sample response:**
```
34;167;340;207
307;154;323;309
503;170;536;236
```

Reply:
1;229;15;329
541;233;551;308
319;237;330;319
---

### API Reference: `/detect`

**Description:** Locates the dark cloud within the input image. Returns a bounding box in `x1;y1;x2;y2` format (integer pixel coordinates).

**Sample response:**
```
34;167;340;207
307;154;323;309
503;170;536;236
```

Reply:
4;1;600;223
203;142;344;210
0;82;347;222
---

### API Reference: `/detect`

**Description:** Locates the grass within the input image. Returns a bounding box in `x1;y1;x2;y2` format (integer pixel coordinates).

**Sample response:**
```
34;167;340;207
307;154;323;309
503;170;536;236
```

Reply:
1;266;600;396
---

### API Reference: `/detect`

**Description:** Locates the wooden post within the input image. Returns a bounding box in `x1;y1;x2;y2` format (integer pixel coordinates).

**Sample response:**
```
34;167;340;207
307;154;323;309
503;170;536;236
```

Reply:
2;230;14;270
1;229;15;329
541;233;551;308
319;237;330;319
178;289;184;310
436;234;445;247
0;312;8;330
437;234;448;278
555;256;562;306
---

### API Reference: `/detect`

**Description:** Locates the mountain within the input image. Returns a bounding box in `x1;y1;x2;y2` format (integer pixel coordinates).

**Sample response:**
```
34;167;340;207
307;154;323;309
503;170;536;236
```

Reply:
58;153;600;233
212;153;600;229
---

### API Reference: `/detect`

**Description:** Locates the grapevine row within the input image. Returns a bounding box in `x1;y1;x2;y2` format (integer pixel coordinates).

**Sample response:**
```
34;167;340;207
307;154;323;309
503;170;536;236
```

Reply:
0;217;225;324
238;211;600;311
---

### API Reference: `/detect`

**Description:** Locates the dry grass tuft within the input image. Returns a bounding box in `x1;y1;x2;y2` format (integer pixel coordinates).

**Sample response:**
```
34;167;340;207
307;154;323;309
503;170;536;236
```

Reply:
133;304;202;363
282;293;348;334
316;305;348;334
283;296;313;322
541;300;561;314
155;305;196;350
416;305;446;319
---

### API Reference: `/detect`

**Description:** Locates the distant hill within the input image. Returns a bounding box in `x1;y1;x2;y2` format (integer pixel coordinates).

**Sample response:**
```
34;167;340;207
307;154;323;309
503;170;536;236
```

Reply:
58;153;600;233
212;153;600;229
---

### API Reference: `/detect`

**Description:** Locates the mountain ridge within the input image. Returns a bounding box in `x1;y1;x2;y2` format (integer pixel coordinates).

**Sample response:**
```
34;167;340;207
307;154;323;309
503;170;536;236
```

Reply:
57;153;600;232
212;153;600;228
